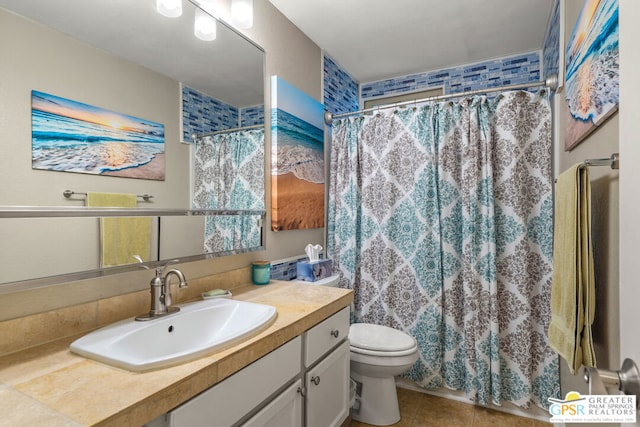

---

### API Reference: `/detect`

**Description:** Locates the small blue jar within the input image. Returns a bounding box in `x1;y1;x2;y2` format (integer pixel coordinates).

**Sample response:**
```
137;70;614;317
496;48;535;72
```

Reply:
252;261;271;285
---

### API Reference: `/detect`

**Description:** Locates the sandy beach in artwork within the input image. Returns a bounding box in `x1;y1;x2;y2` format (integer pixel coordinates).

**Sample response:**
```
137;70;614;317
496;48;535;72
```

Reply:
101;153;165;180
272;172;324;231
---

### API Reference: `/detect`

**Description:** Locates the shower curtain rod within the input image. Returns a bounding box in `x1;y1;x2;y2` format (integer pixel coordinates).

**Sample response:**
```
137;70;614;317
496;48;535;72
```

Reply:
324;74;559;124
191;124;263;139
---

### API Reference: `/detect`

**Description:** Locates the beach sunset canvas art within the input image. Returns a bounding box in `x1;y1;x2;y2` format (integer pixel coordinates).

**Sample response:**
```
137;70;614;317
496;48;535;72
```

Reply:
565;0;618;151
271;76;325;231
31;91;165;180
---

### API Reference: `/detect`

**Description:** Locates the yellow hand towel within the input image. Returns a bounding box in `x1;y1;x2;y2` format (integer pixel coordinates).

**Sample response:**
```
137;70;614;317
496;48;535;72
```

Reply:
548;164;596;374
87;192;151;268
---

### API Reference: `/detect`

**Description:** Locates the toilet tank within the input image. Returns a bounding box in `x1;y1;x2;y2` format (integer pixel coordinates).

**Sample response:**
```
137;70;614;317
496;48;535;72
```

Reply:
295;274;340;287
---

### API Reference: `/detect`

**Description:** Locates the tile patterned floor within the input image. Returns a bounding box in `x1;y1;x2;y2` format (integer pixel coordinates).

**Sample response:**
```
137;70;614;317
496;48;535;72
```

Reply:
351;388;551;427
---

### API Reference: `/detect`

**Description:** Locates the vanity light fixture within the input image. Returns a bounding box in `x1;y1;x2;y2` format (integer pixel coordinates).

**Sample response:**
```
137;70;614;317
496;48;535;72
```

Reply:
194;8;217;41
156;0;183;18
231;0;253;29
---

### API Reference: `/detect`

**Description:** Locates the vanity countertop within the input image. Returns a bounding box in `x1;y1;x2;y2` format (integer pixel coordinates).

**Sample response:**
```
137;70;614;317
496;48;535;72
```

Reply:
0;281;353;427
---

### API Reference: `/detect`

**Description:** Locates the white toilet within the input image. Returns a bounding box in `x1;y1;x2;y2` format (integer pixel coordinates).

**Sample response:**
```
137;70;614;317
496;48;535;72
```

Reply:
349;323;418;425
295;274;419;426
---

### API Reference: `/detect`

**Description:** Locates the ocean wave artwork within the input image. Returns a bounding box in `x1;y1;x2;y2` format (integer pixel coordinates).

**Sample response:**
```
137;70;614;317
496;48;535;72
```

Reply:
31;90;165;180
565;0;618;150
271;108;324;183
271;76;325;231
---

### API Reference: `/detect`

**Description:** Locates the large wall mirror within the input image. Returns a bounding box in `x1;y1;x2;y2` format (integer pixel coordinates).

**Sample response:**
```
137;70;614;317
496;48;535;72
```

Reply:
0;0;265;287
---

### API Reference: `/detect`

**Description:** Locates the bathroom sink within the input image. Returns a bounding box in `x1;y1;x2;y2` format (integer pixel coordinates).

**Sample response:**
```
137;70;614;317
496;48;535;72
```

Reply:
70;298;277;372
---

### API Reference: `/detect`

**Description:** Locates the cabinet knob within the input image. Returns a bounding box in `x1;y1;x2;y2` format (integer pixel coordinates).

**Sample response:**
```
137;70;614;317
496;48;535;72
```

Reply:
297;386;305;397
311;376;321;386
330;329;339;338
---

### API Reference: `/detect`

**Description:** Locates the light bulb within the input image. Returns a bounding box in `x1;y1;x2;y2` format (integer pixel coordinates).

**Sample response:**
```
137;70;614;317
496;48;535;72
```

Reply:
195;8;217;41
156;0;183;18
231;0;253;29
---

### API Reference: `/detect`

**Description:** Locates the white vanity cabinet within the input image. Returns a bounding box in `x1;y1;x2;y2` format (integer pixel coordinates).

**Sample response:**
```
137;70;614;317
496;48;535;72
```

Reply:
167;337;302;427
155;307;351;427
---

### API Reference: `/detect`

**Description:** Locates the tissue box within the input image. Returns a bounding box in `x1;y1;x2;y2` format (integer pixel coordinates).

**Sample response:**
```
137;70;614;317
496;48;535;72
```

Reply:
296;259;333;282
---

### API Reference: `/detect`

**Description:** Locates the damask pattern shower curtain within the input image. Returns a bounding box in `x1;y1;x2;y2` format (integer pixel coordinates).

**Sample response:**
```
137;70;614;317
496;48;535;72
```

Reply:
327;91;559;409
193;129;264;253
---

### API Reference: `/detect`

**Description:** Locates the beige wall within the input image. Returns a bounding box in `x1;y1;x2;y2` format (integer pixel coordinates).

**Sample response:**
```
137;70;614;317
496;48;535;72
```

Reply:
618;5;640;424
0;8;187;282
0;0;324;322
0;9;180;282
0;8;188;208
555;0;620;402
237;0;326;261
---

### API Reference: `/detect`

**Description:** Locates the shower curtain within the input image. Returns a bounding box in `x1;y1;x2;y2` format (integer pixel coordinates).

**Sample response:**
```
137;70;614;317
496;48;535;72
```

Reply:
327;91;559;409
193;128;264;253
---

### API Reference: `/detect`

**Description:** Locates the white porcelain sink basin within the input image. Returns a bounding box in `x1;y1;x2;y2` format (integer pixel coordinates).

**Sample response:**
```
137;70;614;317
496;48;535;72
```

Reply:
70;298;277;372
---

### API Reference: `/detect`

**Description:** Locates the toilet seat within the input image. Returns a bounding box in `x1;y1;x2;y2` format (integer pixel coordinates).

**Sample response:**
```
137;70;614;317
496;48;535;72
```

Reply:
349;323;417;357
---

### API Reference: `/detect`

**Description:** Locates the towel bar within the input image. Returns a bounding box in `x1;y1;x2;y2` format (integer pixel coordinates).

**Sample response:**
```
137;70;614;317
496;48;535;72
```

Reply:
63;190;154;202
582;152;619;170
554;153;620;183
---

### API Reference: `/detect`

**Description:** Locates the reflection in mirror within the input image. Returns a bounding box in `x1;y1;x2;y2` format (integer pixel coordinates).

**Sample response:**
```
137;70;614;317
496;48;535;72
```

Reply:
0;216;160;284
0;0;265;287
159;214;264;260
85;193;155;268
192;127;265;253
160;216;205;260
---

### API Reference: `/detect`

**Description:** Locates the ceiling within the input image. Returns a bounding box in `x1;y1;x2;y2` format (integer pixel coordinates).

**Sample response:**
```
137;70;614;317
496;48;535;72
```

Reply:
269;0;554;83
0;0;554;102
0;0;264;107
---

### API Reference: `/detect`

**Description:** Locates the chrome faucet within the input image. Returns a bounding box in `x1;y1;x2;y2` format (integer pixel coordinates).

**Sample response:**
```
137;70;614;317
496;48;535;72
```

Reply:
135;263;188;321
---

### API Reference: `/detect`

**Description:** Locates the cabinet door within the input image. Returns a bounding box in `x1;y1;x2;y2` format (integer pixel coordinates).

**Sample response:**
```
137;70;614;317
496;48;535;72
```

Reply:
305;340;350;427
242;380;303;427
